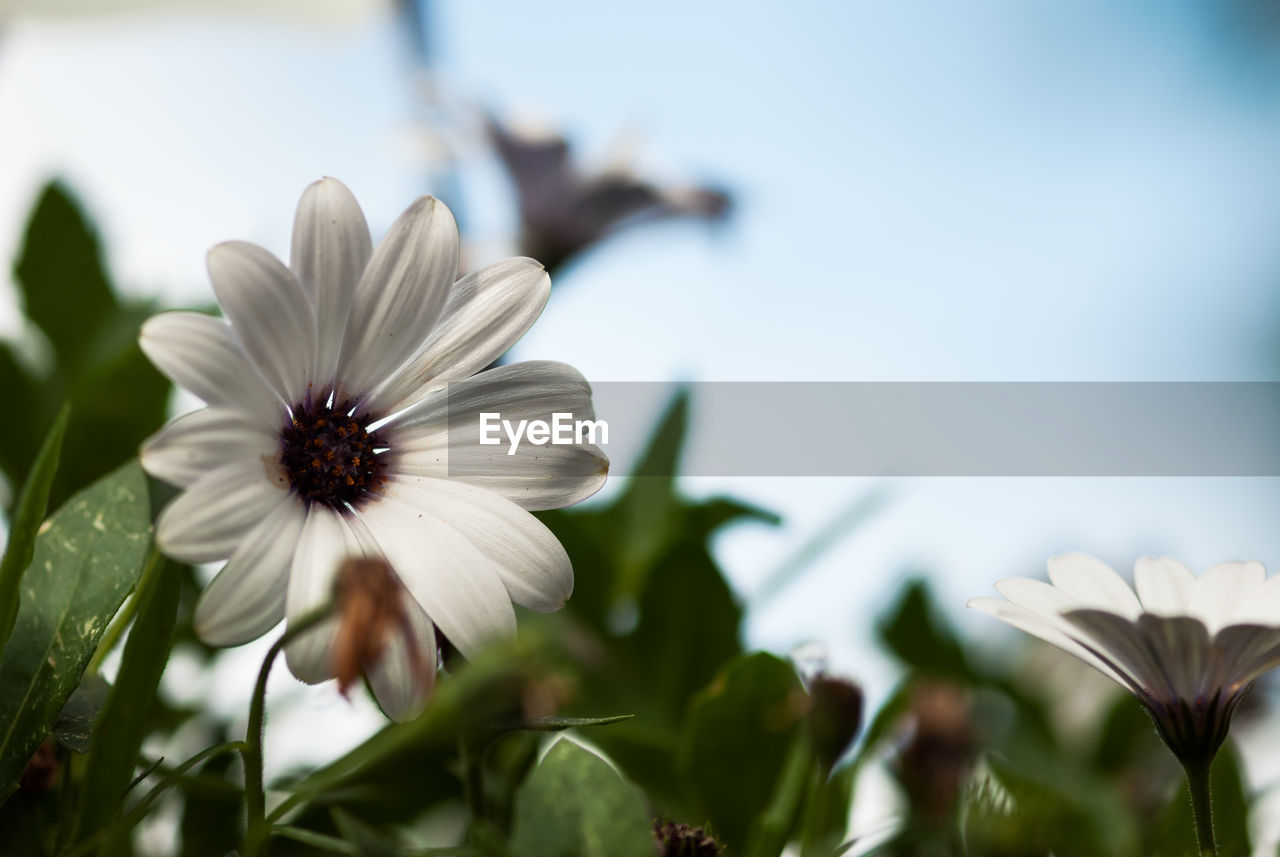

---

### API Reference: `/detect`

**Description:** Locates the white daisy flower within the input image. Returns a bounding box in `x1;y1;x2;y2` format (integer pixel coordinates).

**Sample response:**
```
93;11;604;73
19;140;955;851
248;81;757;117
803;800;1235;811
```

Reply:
968;553;1280;766
139;178;608;721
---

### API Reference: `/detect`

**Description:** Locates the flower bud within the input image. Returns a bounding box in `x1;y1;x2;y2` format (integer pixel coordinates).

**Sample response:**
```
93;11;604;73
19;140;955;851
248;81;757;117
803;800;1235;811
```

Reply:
653;820;723;857
806;674;864;774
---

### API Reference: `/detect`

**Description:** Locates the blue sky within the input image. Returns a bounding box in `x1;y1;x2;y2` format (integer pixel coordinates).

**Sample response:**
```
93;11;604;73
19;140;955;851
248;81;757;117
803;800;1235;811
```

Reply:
4;0;1280;710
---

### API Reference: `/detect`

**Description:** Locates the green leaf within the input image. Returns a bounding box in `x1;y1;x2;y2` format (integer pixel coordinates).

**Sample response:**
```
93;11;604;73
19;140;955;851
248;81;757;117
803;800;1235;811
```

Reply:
50;673;109;754
330;807;398;857
631;540;742;728
75;550;178;843
54;308;169;512
0;345;47;500
0;405;70;655
0;461;152;800
510;739;654;857
490;714;634;737
876;578;973;681
610;390;688;583
13;182;117;373
679;652;808;852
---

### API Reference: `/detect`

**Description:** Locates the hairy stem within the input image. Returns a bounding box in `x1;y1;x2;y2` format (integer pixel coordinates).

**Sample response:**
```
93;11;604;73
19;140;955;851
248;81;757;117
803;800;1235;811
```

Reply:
243;606;330;856
1183;758;1218;857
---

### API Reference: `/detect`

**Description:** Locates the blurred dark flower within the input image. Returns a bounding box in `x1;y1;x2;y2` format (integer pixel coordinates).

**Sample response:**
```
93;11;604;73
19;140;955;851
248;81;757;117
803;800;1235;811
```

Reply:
969;554;1280;767
487;115;731;275
893;681;977;826
19;741;58;794
806;674;864;775
653;820;723;857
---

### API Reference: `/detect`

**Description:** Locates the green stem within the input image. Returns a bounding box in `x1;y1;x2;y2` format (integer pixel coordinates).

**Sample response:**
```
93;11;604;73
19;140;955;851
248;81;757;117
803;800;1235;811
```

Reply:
459;736;484;843
243;607;330;857
1183;758;1218;857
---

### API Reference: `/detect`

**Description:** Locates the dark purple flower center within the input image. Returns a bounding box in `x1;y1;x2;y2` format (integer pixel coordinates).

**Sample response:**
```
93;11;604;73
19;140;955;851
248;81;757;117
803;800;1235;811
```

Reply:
280;399;387;509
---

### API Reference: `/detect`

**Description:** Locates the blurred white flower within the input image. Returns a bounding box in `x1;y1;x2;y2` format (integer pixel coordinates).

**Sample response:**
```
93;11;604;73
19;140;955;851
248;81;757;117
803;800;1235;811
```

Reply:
969;553;1280;764
139;178;607;720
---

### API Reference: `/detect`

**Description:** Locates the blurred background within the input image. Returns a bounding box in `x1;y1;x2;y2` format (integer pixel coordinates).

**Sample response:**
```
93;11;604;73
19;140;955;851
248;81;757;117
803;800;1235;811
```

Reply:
4;0;1280;852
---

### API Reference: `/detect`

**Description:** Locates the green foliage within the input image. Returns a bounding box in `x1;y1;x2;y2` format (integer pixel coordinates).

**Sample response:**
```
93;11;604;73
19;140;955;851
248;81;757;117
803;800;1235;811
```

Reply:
509;739;654;857
7;182;169;512
680;652;807;851
0;461;151;799
877;578;972;682
74;552;179;846
0;405;69;657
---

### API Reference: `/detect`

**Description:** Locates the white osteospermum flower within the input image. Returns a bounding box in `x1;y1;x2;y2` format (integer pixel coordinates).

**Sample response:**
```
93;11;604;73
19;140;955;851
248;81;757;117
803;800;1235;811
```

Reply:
139;178;608;721
969;553;1280;765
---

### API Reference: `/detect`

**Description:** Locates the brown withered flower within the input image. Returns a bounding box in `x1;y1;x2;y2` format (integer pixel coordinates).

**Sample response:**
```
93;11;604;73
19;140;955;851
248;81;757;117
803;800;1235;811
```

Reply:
332;557;435;717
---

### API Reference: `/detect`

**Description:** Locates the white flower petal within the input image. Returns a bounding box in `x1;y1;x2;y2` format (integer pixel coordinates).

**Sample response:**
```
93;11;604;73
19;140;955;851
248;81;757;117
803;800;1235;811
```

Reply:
1210;624;1280;690
388;361;608;510
1195;561;1267;633
383;476;572;612
367;257;551;414
967;597;1134;690
1231;574;1280;626
1133;614;1211;700
358;494;516;658
1046;553;1142;619
208;241;317;407
284;506;365;683
139;311;284;426
290;178;372;391
194;500;306;646
141;407;276;488
1134;557;1196;617
338;196;458;406
1062;609;1177;702
367;593;437;722
993;577;1077;618
156;459;292;564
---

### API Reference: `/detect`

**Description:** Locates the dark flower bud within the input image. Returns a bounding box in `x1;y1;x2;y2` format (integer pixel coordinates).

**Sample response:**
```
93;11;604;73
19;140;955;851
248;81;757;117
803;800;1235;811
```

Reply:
807;674;864;774
653;820;723;857
893;680;976;825
19;740;58;793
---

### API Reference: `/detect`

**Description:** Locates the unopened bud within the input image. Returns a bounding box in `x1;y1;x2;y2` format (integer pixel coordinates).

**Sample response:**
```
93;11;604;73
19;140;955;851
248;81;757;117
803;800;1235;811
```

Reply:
331;557;430;698
653;820;723;857
807;674;864;774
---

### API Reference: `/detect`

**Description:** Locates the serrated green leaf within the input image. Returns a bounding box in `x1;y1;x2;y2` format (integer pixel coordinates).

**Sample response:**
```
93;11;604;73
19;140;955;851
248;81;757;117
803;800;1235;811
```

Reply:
680;652;807;852
0;405;70;655
510;739;653;857
75;550;177;844
0;461;152;800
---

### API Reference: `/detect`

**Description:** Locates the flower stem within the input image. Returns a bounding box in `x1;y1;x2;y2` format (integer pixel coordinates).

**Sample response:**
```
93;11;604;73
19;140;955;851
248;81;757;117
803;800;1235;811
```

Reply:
1183;758;1218;857
459;736;484;843
243;607;330;856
